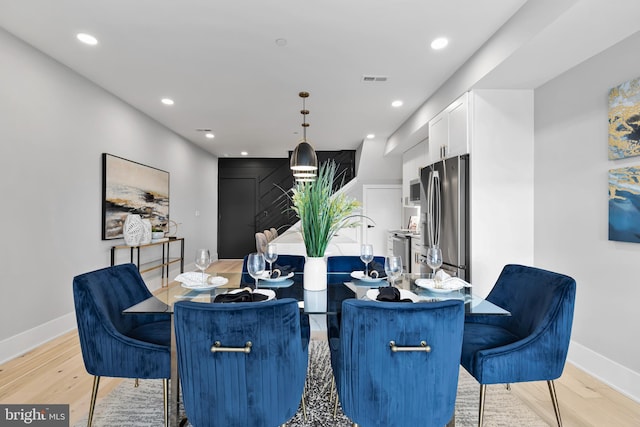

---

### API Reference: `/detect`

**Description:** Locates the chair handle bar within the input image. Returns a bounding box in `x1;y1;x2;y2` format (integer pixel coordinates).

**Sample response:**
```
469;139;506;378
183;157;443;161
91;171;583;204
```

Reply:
389;340;431;353
211;341;253;353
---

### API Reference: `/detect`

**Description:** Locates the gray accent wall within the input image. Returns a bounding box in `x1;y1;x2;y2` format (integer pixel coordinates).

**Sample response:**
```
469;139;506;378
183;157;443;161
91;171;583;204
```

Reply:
0;28;218;361
535;31;640;400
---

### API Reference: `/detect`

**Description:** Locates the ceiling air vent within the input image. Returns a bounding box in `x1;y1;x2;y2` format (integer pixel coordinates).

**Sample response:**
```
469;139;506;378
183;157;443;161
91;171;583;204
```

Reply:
361;75;388;83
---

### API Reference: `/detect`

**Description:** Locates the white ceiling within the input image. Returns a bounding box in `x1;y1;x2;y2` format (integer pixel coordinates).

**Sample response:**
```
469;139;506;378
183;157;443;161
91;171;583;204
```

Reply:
1;0;638;159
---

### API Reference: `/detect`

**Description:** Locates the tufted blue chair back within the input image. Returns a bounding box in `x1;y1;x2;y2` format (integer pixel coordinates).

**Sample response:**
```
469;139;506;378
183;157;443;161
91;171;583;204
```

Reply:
336;299;464;427
174;298;308;427
241;254;305;284
326;255;385;273
72;263;171;379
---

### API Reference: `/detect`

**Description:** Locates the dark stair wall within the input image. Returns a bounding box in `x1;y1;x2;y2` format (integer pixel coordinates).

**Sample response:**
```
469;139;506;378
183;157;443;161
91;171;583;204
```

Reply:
218;151;355;258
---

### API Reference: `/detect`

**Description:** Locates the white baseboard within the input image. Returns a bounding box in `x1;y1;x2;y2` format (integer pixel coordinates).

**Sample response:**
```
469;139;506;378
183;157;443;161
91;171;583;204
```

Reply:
568;340;640;403
0;312;77;365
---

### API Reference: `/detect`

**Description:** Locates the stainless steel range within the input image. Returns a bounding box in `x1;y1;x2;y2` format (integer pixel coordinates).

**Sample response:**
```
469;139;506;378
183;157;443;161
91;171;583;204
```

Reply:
388;229;421;273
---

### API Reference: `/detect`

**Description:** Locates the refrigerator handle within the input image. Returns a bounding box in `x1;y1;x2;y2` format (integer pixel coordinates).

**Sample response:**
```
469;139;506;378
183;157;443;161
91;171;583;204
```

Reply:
426;170;441;248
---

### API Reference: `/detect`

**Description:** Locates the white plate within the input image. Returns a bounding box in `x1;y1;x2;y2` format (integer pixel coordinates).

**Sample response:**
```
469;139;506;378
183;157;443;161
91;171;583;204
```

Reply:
225;288;275;301
259;279;294;288
260;272;295;283
366;288;419;302
350;270;386;283
180;276;229;291
415;277;466;293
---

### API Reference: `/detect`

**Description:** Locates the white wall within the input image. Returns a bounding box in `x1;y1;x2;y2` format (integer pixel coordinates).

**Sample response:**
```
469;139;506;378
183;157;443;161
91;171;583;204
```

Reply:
0;28;218;363
469;90;535;296
535;31;640;401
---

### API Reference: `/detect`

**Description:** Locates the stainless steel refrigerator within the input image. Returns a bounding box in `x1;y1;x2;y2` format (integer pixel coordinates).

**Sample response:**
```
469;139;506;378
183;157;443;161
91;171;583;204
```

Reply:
419;154;470;280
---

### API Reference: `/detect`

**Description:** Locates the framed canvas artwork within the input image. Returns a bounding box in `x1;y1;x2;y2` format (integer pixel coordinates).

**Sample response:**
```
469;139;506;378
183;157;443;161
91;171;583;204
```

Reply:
608;76;640;160
608;166;640;243
102;153;170;240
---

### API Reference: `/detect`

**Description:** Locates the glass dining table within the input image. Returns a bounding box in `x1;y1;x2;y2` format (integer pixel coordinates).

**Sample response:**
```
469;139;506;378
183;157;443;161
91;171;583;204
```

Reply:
124;269;509;426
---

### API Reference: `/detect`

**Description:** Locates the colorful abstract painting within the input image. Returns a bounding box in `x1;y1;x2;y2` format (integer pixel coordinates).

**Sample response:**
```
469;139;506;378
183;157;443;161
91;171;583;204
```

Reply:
609;166;640;243
609;77;640;159
102;154;170;240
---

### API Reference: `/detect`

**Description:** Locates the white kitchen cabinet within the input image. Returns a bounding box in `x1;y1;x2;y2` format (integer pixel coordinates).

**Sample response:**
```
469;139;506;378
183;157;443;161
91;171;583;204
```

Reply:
387;232;394;257
410;236;423;274
427;110;447;165
447;93;469;158
427;92;469;163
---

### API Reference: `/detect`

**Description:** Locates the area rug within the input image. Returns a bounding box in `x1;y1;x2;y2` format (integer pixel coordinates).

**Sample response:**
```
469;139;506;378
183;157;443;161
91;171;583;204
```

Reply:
74;340;548;426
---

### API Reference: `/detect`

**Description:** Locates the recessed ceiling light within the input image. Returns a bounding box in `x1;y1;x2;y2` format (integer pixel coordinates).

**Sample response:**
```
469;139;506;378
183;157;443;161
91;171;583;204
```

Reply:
430;37;449;50
205;133;215;139
76;33;98;45
161;98;174;106
366;134;375;139
391;100;403;108
240;151;248;156
275;38;288;47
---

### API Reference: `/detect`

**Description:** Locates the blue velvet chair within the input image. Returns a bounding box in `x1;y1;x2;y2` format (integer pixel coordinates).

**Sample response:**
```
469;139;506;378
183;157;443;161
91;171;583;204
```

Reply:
241;253;305;285
326;255;385;273
72;263;171;427
461;264;576;427
173;298;309;427
333;299;465;427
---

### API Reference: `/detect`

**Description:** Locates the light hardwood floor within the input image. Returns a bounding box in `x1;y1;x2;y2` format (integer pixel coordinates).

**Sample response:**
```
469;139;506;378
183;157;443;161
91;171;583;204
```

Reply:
1;260;638;426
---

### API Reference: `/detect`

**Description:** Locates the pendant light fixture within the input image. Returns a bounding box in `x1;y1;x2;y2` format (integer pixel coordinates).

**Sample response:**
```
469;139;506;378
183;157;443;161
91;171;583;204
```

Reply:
290;91;318;178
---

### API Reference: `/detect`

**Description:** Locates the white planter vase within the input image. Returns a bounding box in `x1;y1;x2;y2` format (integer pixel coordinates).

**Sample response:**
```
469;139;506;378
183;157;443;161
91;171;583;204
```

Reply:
304;256;327;290
123;214;144;246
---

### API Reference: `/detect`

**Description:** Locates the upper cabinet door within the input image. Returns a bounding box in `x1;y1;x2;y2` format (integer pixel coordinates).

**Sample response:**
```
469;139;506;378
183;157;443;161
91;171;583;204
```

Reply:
427;110;448;165
427;92;470;163
447;93;469;158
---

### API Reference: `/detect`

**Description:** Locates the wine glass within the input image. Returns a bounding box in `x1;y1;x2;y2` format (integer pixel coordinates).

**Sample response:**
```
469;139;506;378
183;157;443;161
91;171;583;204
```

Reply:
384;256;403;286
195;249;211;285
360;244;374;276
426;245;443;284
264;243;278;274
247;252;266;289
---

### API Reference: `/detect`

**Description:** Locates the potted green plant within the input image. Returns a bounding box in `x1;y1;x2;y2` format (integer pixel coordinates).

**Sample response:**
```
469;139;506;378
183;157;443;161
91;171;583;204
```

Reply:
291;160;360;290
151;227;165;240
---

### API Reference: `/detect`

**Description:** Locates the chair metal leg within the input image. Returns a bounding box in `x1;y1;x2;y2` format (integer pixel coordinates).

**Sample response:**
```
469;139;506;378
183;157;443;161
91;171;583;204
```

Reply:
163;378;169;427
134;378;139;387
330;375;335;402
478;384;486;427
547;380;563;427
87;376;100;427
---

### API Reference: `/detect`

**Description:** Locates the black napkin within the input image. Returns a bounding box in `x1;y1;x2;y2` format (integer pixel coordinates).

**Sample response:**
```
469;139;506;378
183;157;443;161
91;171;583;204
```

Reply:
270;264;292;279
376;286;412;303
367;261;386;279
214;289;269;303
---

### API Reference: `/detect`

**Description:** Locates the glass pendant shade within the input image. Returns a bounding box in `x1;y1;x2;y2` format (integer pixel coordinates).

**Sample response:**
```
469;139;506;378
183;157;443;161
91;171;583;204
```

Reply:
290;141;318;171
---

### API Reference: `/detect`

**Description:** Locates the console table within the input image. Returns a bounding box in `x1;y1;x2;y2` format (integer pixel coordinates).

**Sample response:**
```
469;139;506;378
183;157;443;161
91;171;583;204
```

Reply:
110;237;184;281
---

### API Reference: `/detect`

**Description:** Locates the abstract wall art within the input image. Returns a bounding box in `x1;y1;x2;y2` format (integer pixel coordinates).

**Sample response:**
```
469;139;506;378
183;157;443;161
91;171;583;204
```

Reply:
608;166;640;243
609;76;640;159
102;153;169;240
